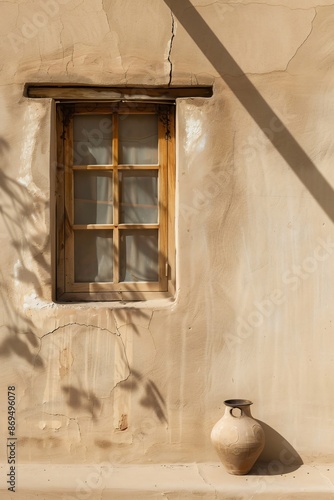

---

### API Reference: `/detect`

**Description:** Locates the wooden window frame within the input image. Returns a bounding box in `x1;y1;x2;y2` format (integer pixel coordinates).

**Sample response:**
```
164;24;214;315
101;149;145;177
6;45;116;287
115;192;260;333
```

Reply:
56;102;175;302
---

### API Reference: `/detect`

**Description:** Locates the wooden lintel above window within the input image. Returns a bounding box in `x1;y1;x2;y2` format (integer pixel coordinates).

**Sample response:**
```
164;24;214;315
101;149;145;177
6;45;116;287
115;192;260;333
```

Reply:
24;84;213;101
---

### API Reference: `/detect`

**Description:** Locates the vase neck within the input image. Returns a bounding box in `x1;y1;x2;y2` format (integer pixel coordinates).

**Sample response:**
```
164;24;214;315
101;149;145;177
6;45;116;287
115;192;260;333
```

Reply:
225;404;252;418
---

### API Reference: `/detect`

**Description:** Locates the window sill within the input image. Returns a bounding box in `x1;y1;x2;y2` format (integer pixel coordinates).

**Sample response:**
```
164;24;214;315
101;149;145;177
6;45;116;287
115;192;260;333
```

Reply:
23;292;177;311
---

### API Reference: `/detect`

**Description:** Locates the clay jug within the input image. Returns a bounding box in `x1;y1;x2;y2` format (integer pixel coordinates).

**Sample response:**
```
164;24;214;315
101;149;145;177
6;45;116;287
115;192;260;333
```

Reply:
211;399;265;475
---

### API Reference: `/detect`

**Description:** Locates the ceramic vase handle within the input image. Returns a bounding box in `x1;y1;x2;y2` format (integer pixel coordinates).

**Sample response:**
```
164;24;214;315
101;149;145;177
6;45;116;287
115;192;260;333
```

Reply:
230;407;243;418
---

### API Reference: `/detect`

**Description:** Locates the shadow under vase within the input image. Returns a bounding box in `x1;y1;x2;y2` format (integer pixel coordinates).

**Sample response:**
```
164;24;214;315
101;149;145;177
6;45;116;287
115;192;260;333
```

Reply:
249;420;303;476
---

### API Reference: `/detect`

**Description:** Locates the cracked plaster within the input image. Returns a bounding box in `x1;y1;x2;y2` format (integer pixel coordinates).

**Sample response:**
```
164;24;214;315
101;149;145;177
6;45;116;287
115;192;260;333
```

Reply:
171;2;317;76
1;0;334;477
167;10;175;85
193;0;334;7
12;322;134;461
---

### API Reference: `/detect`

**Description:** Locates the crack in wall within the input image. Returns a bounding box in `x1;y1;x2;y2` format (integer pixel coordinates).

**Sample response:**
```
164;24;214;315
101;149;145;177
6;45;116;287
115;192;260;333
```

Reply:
147;311;154;331
101;0;111;33
40;322;119;340
65;45;74;76
202;1;333;10
33;321;117;364
180;2;319;76
39;321;129;387
42;410;78;422
76;418;82;440
313;465;334;490
35;322;132;421
33;321;125;379
111;310;121;335
147;311;157;354
167;10;175;85
196;464;218;498
285;8;317;71
109;369;131;396
59;14;65;61
40;411;82;441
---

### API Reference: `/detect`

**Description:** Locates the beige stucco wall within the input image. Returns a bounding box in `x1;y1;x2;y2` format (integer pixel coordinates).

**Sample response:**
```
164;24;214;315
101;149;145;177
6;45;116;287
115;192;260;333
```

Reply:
0;0;334;468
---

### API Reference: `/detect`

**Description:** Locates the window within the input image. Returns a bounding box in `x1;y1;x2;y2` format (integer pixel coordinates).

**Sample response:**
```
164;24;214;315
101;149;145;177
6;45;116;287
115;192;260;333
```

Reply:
56;102;175;301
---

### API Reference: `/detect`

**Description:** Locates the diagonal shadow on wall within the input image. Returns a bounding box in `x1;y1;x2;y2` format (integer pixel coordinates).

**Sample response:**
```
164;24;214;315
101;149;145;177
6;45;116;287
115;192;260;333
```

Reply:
163;0;334;222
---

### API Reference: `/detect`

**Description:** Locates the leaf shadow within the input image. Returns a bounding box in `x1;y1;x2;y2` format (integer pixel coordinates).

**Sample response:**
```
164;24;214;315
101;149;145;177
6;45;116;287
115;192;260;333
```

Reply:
61;385;102;422
0;137;49;367
120;369;168;424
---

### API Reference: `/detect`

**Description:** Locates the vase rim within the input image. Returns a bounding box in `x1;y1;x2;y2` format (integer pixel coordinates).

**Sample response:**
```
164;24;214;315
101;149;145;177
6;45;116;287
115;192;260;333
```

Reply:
224;399;253;407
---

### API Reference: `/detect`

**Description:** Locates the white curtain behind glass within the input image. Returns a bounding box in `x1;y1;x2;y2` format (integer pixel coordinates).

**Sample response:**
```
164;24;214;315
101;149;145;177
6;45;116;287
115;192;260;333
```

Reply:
74;171;113;225
118;115;159;281
119;114;158;164
120;171;158;224
73;115;112;165
120;231;158;282
73;113;159;283
74;231;113;282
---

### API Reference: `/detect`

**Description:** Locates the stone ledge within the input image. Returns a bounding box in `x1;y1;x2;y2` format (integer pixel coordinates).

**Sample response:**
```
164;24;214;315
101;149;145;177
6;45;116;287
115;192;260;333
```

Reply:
1;463;334;499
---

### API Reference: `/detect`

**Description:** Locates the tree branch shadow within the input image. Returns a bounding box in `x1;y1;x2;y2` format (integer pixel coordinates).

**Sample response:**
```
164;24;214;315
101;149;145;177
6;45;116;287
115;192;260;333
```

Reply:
0;137;168;426
61;385;102;422
0;323;44;368
116;369;168;424
0;137;48;368
60;368;168;425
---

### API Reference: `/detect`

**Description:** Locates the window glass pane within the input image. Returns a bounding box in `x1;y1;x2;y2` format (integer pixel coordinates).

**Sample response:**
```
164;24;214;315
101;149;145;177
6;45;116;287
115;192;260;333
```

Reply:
73;115;112;165
120;230;158;282
74;171;113;224
119;114;158;164
120;170;158;224
74;230;113;282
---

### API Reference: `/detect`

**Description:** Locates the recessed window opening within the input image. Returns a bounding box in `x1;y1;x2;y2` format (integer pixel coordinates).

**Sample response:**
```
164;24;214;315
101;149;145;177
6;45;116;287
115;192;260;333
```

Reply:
56;101;175;302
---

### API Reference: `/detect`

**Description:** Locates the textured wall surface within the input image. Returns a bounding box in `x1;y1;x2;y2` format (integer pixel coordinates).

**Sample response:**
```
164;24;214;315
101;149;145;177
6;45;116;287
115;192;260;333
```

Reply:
0;0;334;469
